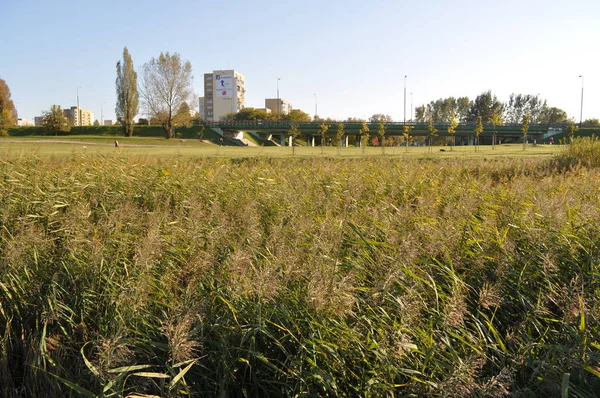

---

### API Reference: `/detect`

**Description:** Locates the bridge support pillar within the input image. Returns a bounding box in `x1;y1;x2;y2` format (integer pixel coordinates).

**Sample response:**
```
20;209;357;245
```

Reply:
345;135;349;147
280;134;285;146
312;136;315;147
289;136;293;147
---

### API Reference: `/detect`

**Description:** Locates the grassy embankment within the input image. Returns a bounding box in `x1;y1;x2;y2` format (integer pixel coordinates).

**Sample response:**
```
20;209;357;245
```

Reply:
1;138;600;396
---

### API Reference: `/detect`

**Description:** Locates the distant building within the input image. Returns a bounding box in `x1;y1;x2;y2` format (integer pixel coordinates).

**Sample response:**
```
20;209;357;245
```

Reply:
64;106;95;126
265;98;292;116
34;116;44;126
202;69;246;122
199;97;206;121
17;118;34;126
104;119;115;126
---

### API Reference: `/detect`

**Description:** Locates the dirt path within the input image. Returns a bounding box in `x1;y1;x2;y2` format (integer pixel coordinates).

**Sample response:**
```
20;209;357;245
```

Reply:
2;139;210;148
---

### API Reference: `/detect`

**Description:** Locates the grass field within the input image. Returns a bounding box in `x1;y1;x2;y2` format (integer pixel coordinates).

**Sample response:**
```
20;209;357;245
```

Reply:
0;138;599;397
0;136;562;158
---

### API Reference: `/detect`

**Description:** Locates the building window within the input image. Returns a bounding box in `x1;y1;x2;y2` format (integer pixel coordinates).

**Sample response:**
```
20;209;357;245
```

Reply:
207;100;212;104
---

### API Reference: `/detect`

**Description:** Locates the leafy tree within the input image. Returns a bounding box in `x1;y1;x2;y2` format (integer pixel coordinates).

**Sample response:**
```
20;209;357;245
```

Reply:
448;113;459;151
474;116;483;151
318;123;329;154
174;102;193;128
565;120;578;143
289;121;300;155
426;119;438;152
467;91;504;122
42;105;71;135
137;118;150;125
522;113;530;151
489;111;503;150
0;78;17;135
233;108;272;121
140;52;193;138
286;109;311;122
403;125;414;153
335;122;345;156
541;107;568;124
220;112;236;121
359;121;370;154
505;93;548;124
583;118;600;127
116;47;139;137
377;122;386;154
93;119;100;126
415;105;427;123
370;114;393;123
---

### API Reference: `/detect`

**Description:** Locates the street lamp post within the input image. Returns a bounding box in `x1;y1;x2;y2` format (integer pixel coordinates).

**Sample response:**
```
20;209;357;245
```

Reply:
403;75;407;125
277;78;281;118
76;85;83;126
101;102;106;125
410;92;413;123
314;93;317;120
579;75;584;128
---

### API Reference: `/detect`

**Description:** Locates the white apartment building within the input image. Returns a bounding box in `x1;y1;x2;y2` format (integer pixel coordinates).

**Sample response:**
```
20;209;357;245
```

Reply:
203;70;246;122
17;118;34;126
64;106;95;126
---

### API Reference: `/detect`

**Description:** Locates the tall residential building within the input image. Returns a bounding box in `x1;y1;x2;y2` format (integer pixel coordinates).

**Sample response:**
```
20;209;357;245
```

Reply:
265;98;292;116
202;70;245;122
198;97;206;121
64;106;95;126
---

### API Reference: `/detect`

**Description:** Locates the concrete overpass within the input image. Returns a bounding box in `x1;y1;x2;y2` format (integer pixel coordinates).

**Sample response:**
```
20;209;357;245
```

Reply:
206;121;560;146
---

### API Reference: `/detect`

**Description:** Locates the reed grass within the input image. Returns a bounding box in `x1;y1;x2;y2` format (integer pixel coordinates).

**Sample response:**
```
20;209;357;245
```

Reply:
0;153;599;396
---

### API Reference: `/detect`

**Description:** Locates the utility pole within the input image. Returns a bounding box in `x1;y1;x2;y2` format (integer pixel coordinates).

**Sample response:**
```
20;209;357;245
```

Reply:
314;93;317;120
403;75;407;125
277;78;281;118
579;75;584;128
410;92;413;122
76;85;83;126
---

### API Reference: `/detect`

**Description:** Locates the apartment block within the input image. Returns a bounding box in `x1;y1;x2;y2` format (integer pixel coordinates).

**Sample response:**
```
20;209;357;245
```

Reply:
202;70;246;122
265;98;292;116
64;106;95;126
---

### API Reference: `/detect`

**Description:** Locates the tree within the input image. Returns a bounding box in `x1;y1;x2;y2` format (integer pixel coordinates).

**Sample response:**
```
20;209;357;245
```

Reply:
115;47;139;137
318;123;329;154
448;113;459;151
415;105;426;123
93;119;100;126
467;91;504;122
377;122;386;154
522;113;530;151
474;116;483;151
42;105;71;135
403;125;414;153
541;107;568;124
0;78;17;135
359;121;370;154
174;102;193;128
370;114;393;123
583;118;600;127
289;121;300;155
140;52;193;139
565;120;578;143
426;119;438;152
286;109;311;122
505;93;548;124
489;111;503;150
335;122;345;156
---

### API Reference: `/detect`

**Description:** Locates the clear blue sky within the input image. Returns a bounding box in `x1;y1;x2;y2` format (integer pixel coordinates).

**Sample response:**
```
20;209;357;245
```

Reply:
2;0;599;123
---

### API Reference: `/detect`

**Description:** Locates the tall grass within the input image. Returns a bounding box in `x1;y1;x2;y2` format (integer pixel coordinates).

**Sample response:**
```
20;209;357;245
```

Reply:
0;154;599;396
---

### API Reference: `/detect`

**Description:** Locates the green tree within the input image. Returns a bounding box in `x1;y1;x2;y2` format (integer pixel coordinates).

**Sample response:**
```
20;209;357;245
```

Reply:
140;52;193;139
522;113;530;151
93;119;100;126
403;125;414;153
583;118;600;127
318;123;329;154
474;116;483;151
115;47;139;137
541;107;568;124
0;78;17;135
286;109;311;122
448;113;459;151
506;94;547;124
489;111;503;150
289;121;300;155
174;102;193;128
377;121;386;154
335;122;345;156
233;108;271;121
426;118;438;152
359;121;370;154
565;120;579;143
370;114;393;123
42;105;71;136
467;91;504;122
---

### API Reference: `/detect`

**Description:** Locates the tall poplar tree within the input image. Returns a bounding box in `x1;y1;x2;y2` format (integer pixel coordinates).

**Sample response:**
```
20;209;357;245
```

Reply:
115;47;139;137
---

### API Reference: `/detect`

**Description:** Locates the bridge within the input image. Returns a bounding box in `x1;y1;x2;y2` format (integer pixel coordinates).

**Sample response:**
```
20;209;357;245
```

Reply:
206;121;561;146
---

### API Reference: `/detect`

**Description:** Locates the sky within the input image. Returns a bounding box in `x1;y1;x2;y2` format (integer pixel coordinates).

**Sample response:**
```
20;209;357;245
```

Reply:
2;0;599;123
